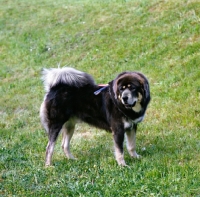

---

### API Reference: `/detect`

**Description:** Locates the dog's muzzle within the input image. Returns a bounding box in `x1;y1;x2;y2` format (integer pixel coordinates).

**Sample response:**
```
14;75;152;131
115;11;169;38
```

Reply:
121;90;137;108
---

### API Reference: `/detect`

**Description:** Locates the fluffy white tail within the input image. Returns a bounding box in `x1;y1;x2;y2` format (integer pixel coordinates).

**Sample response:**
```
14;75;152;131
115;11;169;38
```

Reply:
41;67;95;92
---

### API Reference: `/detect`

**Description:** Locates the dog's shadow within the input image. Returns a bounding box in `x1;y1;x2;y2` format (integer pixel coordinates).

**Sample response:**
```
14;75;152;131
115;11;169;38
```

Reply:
56;128;178;167
57;131;166;167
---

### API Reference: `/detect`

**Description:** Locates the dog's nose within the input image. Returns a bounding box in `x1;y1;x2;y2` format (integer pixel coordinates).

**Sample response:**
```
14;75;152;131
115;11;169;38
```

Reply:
122;96;128;102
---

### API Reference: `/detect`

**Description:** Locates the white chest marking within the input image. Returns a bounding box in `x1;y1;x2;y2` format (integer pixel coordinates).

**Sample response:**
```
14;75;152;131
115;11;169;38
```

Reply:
133;115;145;123
123;115;144;130
123;119;132;129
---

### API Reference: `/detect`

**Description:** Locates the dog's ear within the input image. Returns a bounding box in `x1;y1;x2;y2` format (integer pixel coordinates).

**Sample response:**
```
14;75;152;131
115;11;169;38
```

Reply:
137;75;150;100
111;72;128;100
109;80;118;99
144;81;150;100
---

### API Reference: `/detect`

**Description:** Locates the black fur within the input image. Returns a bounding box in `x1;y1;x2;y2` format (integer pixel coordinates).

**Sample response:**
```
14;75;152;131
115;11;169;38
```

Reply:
40;67;150;166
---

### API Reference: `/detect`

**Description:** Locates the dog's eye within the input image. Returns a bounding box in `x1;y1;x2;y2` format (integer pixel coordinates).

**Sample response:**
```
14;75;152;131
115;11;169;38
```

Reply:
127;84;135;89
119;86;126;91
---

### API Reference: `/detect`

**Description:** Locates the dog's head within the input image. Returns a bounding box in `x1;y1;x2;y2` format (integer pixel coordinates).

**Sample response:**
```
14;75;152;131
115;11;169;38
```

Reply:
112;72;150;112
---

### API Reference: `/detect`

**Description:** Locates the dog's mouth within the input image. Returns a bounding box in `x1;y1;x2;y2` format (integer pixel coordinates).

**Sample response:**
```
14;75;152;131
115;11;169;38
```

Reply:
124;101;136;109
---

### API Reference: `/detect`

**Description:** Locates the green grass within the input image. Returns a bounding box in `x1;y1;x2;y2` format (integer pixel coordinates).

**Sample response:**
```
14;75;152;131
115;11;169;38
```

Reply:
0;0;200;196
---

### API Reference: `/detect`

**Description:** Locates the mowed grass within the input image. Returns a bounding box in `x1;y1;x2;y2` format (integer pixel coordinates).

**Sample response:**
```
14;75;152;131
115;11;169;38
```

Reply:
0;0;200;196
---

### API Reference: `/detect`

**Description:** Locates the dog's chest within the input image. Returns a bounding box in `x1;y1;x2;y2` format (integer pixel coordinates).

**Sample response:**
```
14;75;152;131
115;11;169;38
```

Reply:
133;115;144;123
123;115;144;130
123;119;133;130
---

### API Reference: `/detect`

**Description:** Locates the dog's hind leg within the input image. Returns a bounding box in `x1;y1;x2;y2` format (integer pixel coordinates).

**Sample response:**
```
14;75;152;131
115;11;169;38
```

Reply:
62;118;76;160
45;123;63;166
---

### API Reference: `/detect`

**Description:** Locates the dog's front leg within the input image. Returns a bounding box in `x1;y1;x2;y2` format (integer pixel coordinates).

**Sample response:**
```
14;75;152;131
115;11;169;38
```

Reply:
125;124;141;159
112;127;126;166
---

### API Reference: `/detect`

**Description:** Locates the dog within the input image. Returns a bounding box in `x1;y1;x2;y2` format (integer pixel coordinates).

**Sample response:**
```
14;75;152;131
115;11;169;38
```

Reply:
40;67;150;166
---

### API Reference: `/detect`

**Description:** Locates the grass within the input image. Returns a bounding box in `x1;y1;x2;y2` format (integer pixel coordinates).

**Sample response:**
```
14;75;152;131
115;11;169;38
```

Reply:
0;0;200;196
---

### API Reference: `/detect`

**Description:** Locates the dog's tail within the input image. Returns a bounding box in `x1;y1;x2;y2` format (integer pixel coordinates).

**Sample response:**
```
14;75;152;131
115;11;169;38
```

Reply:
41;67;95;92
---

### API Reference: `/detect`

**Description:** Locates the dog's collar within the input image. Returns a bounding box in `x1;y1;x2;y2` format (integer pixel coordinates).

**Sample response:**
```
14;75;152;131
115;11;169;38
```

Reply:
94;84;109;95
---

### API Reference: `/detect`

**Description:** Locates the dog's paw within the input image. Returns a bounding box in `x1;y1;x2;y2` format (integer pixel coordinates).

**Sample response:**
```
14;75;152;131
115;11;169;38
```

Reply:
121;163;131;168
132;151;142;159
63;151;77;161
118;161;128;167
66;153;77;160
70;156;77;160
45;163;55;168
116;157;127;166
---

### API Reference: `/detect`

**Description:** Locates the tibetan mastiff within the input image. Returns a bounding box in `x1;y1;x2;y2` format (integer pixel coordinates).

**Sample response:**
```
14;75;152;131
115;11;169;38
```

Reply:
40;67;150;166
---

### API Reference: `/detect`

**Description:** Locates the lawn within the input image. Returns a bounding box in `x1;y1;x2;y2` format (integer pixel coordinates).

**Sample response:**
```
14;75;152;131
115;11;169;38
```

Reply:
0;0;200;196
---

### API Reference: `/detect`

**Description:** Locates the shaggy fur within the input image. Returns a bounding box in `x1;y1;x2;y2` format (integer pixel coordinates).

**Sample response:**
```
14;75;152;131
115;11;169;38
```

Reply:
40;67;150;166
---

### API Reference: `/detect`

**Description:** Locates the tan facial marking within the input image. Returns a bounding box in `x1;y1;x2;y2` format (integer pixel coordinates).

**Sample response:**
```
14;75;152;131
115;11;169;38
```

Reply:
138;92;142;102
132;93;143;112
127;84;131;87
